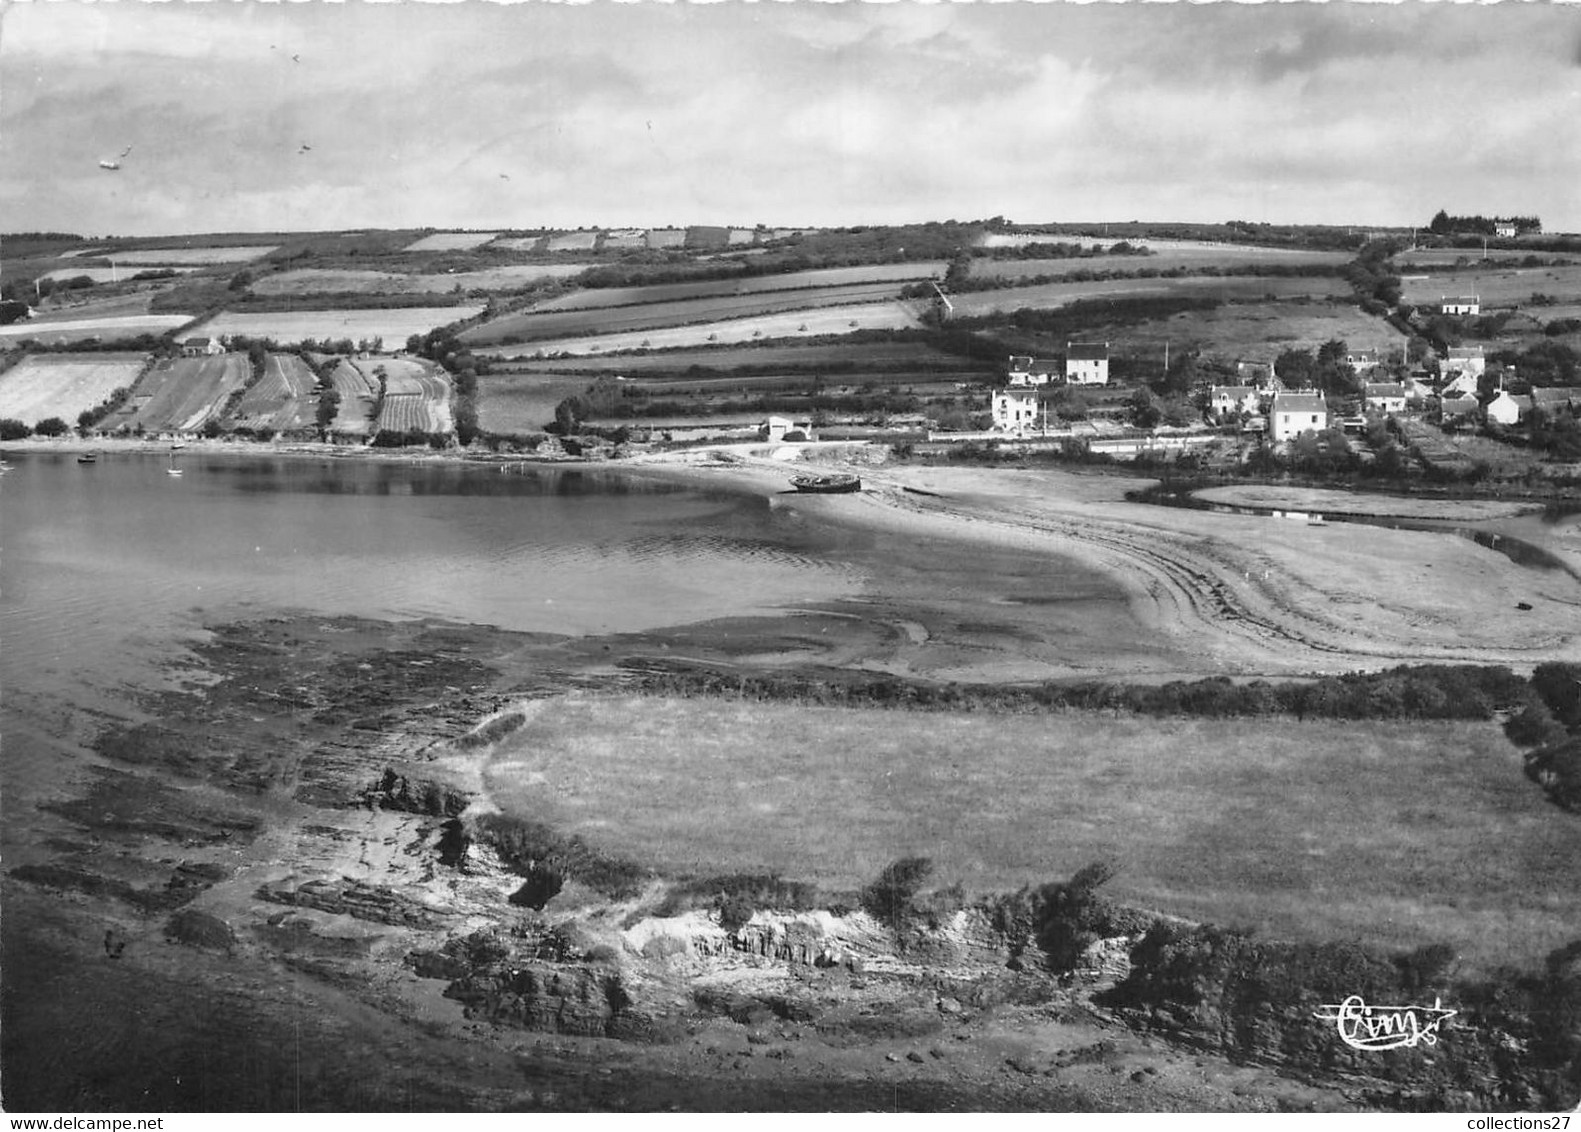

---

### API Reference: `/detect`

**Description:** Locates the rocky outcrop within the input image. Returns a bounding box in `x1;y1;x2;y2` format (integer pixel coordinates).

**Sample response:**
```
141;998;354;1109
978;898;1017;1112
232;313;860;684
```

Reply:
361;767;472;817
257;876;455;930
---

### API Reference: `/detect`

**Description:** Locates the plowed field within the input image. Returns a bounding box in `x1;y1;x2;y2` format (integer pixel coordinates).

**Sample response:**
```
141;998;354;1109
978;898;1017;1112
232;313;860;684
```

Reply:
323;358;378;436
99;354;250;433
402;232;500;252
188;307;483;346
0;354;147;426
355;357;452;435
227;354;318;432
946;274;1349;318
526;262;949;314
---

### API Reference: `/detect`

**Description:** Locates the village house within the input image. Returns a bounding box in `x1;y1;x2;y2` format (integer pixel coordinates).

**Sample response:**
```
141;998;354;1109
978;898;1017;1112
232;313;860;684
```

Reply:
1495;222;1518;239
1208;385;1260;417
1532;387;1581;416
1442;345;1486;379
181;336;223;357
1364;382;1408;414
1440;371;1480;398
1006;356;1058;387
1439;392;1480;423
760;416;815;442
1065;342;1110;386
992;387;1040;431
1485;389;1525;427
1345;349;1382;373
1441;295;1481;316
1270;391;1327;442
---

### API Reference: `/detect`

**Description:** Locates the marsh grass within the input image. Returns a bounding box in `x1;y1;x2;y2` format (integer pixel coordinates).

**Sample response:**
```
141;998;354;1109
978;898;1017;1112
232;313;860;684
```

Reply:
485;693;1581;966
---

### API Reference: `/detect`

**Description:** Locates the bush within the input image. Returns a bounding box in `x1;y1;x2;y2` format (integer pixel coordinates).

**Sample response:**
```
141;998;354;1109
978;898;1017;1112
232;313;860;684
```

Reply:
0;418;30;440
860;856;935;930
470;812;648;900
33;416;69;437
657;873;820;930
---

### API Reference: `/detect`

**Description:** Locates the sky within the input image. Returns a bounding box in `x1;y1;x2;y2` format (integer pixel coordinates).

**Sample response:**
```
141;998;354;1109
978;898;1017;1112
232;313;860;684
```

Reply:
2;0;1579;238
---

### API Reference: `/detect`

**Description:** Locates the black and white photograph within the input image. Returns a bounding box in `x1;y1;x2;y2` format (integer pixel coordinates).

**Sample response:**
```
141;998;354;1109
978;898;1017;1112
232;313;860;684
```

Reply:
2;0;1580;1116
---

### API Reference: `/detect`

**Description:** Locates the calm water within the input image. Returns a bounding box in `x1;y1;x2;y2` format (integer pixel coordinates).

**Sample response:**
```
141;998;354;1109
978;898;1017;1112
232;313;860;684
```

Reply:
0;453;860;827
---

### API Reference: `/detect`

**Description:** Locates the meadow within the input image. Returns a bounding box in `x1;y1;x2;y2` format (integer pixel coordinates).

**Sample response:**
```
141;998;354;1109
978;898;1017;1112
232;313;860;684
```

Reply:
249;265;594;296
485;693;1581;967
39;266;202;284
1088;300;1405;363
527;262;949;313
487;339;987;376
189;307;483;346
545;231;601;252
0;315;194;346
1400;264;1581;307
0;354;147;425
477;301;927;358
969;245;1350;280
475;373;588;436
465;285;926;346
948;275;1350;319
402;232;500;253
108;246;279;265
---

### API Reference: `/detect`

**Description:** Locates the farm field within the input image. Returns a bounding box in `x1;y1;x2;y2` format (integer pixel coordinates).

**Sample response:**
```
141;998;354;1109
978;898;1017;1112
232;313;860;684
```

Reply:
226;353;318;432
353;356;453;434
463;283;920;345
402;232;500;252
479;301;928;358
488;340;989;376
969;247;1349;280
250;266;593;296
527;262;950;313
188;306;483;346
948;275;1351;319
29;289;168;321
0;314;194;345
545;231;600;252
1400;264;1581;307
475;373;588;436
109;246;278;265
39;266;202;284
486;694;1581;968
646;228;687;249
0;353;147;426
98;354;250;433
1083;300;1406;363
1396;248;1581;268
321;357;378;436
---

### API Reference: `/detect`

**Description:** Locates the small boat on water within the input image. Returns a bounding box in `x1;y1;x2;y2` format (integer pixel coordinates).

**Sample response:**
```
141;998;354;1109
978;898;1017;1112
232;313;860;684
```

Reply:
77;452;98;464
790;472;861;494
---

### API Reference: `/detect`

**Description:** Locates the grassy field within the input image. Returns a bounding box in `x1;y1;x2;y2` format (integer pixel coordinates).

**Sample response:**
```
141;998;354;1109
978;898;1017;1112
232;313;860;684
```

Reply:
971;246;1350;280
0;314;194;346
528;263;950;314
476;301;928;358
484;694;1581;967
488;340;990;377
1400;264;1581;307
99;354;249;433
1072;299;1404;364
463;283;919;345
0;354;147;425
545;231;601;252
110;246;278;265
250;265;593;296
950;275;1350;319
189;306;482;346
402;232;500;253
475;373;586;435
40;267;202;284
227;354;317;432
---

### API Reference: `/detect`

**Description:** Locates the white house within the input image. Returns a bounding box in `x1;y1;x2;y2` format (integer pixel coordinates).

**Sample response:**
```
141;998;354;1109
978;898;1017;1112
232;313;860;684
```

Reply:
181;336;223;357
761;416;814;442
1443;345;1486;378
1495;222;1518;239
1007;355;1058;387
1485;389;1522;426
1270;391;1328;442
1363;382;1407;414
1345;349;1382;372
992;387;1040;431
1208;385;1260;417
1065;342;1110;386
1441;295;1481;316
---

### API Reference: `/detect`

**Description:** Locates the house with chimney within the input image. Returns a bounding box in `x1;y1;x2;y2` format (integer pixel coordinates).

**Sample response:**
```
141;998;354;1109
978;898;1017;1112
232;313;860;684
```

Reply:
1065;342;1110;386
1441;295;1481;316
1270;391;1328;442
1208;385;1260;418
992;387;1040;431
1006;356;1058;387
1442;345;1486;379
1364;382;1407;414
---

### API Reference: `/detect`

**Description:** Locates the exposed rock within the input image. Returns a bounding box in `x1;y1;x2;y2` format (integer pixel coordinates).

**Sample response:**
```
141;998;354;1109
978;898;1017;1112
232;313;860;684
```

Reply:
257;876;454;929
165;908;237;953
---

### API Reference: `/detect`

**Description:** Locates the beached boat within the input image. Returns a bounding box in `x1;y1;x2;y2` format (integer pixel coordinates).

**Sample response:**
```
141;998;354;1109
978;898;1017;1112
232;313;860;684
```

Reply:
790;473;861;494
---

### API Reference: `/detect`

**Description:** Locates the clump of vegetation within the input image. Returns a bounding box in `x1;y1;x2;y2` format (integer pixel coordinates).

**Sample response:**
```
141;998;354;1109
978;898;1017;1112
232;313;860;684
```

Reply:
657;873;821;931
860;856;939;930
455;710;527;750
470;812;648;901
985;861;1137;973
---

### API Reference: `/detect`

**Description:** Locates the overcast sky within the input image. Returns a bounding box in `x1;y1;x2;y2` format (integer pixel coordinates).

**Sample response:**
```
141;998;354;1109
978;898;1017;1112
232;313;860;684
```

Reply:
2;1;1578;238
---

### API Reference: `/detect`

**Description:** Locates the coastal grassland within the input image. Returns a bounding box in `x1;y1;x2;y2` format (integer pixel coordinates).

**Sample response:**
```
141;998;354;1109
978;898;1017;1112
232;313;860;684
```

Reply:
945;275;1349;320
1050;299;1405;362
484;693;1580;967
0;353;147;426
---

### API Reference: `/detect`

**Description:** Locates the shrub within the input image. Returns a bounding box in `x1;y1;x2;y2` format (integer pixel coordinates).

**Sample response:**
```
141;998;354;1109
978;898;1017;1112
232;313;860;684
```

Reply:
860;856;934;930
0;418;30;440
470;812;648;900
33;416;69;437
658;873;820;930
